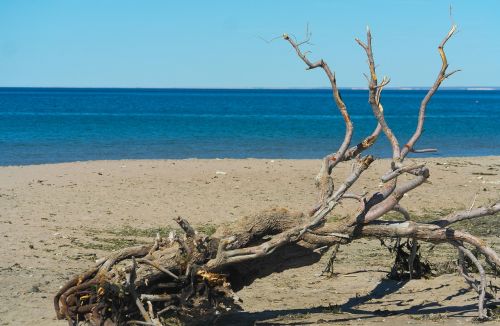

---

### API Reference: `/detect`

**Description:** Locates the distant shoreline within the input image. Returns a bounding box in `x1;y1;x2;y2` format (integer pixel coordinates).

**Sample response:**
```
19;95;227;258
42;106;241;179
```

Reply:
1;86;500;91
2;155;500;168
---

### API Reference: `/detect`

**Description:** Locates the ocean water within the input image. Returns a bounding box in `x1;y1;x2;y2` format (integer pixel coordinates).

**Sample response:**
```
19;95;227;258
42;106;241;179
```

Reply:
0;88;499;166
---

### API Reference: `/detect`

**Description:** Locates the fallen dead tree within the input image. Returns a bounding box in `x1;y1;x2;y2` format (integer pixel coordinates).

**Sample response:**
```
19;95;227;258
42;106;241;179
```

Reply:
54;25;500;325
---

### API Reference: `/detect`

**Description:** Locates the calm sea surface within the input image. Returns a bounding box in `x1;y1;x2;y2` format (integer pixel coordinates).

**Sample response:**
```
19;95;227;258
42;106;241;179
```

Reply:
0;88;499;166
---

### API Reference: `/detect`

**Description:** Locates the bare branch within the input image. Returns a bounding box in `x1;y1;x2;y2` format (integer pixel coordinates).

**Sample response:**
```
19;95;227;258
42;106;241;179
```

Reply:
342;123;382;162
140;294;175;302
453;243;488;319
457;248;480;292
410;148;438;154
342;193;365;202
338;221;500;267
100;245;151;272
284;35;353;169
127;257;152;324
174;216;196;238
359;168;429;225
284;32;354;209
257;35;283;44
207;156;375;270
434;202;500;227
401;25;458;160
357;26;400;160
392;204;411;221
381;163;426;182
136;258;179;280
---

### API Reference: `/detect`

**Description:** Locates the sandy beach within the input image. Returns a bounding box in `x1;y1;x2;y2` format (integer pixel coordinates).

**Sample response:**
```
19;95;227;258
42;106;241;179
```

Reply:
0;157;499;325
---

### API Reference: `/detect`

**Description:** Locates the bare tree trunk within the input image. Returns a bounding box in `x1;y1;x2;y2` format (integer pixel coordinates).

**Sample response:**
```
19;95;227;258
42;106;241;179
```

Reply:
54;25;499;325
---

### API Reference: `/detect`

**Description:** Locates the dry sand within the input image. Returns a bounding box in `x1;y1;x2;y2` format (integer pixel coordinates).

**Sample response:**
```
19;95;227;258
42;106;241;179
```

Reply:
0;157;499;325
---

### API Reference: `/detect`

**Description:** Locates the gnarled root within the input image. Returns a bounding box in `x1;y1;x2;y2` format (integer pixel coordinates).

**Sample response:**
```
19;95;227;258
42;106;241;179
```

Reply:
54;217;242;325
55;208;499;324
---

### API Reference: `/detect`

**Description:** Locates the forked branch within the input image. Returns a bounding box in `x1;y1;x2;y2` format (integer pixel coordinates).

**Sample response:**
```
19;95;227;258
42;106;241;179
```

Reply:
284;33;357;213
401;25;458;159
356;27;401;160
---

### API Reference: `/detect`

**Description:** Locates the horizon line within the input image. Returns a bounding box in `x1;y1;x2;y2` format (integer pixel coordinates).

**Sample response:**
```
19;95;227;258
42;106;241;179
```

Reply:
1;86;499;91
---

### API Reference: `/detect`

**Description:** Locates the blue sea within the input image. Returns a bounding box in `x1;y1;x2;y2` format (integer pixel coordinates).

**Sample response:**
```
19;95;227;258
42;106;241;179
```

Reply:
0;88;499;166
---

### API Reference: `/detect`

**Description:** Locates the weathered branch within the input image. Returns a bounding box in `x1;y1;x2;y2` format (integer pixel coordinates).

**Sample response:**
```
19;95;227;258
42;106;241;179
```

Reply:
351;167;430;225
343;220;500;267
410;148;438;154
284;34;353;169
283;33;354;208
453;243;488;320
128;257;153;324
206;155;374;271
356;27;400;160
457;248;480;292
434;202;500;227
401;25;458;159
136;258;179;280
381;163;426;182
342;123;382;161
174;216;196;238
392;204;411;220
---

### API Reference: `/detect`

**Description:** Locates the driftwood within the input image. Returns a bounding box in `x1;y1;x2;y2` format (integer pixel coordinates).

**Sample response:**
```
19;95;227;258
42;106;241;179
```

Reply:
54;25;500;325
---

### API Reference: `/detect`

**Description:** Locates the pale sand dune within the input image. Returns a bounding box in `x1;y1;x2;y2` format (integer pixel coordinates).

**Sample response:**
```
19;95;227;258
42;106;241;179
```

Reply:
0;157;499;325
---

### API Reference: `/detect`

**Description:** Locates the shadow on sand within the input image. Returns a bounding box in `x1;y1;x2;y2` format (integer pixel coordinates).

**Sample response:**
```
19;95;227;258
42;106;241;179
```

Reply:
215;276;490;325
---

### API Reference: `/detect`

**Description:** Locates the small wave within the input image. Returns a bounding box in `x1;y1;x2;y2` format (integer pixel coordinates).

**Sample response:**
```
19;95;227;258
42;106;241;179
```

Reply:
466;88;497;91
0;112;497;120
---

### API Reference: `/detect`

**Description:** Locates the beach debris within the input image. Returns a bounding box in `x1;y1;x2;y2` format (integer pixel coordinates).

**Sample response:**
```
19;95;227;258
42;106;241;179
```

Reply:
54;24;500;325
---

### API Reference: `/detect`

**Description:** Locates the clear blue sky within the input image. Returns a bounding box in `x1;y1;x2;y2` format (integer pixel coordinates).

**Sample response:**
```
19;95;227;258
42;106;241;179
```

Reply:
0;0;499;88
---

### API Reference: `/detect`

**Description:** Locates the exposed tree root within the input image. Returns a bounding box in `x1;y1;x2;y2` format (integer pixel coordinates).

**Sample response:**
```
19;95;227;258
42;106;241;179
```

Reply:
382;238;432;280
54;209;499;324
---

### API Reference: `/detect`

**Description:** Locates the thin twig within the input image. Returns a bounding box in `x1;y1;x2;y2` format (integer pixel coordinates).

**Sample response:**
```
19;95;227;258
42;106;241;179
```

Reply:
468;193;478;211
136;258;179;280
